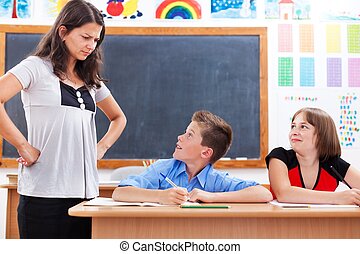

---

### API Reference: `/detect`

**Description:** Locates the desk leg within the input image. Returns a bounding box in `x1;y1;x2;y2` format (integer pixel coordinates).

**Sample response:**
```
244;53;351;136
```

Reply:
6;189;19;239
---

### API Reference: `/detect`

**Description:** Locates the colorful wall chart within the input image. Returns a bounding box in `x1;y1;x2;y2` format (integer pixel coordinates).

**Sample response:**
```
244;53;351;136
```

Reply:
339;93;360;147
299;24;313;53
278;24;293;52
156;0;201;19
299;57;315;87
326;24;341;53
327;58;342;87
348;58;360;87
278;57;293;87
277;22;360;88
348;24;360;53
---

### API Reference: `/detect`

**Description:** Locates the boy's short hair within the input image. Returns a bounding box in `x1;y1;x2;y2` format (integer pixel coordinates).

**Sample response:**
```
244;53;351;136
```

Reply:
192;110;233;164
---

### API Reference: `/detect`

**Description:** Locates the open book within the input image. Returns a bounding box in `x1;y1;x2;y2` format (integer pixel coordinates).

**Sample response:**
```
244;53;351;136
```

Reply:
85;197;167;207
85;197;200;207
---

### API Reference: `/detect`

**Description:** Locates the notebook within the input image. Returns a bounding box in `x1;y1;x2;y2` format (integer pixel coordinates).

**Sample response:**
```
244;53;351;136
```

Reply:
84;197;167;207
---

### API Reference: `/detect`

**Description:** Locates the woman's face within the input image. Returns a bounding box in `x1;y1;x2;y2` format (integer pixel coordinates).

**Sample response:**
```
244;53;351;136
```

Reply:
289;112;317;154
60;22;102;63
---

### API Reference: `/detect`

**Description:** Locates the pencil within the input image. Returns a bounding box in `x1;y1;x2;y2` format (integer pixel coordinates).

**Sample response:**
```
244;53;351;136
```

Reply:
180;204;230;209
160;172;178;188
281;205;310;209
329;166;352;189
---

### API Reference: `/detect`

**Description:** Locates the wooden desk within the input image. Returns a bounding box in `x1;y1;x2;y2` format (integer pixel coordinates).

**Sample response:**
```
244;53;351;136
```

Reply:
0;183;116;239
68;202;360;239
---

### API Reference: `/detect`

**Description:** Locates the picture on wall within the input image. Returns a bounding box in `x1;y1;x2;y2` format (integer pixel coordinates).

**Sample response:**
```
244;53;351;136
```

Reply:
211;0;256;19
265;0;311;20
0;0;32;18
155;0;201;19
0;0;13;18
90;0;149;20
32;0;69;19
321;0;360;21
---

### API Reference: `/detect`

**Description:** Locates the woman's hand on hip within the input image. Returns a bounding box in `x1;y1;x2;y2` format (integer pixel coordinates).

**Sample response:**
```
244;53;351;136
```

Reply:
17;144;40;166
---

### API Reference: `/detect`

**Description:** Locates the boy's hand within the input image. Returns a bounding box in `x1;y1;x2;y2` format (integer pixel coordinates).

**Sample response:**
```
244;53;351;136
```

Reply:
160;187;189;205
188;188;215;203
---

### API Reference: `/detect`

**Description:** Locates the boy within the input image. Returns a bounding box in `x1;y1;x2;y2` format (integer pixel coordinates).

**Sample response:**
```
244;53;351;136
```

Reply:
112;110;272;204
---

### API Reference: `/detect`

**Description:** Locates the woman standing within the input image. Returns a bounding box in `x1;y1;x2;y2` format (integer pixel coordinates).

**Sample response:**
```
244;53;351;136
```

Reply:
0;0;127;238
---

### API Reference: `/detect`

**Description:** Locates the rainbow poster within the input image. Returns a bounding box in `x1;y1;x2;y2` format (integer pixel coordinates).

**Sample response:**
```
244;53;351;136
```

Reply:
156;0;201;19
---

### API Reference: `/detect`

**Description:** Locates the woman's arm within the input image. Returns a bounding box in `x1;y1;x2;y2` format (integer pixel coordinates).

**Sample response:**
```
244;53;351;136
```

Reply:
96;95;127;160
0;73;40;165
269;158;360;205
188;185;273;203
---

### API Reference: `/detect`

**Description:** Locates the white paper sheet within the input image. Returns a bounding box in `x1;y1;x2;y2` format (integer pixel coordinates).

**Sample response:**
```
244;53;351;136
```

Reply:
270;200;359;208
84;197;167;207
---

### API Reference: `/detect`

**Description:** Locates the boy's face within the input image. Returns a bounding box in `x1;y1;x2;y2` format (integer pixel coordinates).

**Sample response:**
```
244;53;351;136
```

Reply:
173;121;209;163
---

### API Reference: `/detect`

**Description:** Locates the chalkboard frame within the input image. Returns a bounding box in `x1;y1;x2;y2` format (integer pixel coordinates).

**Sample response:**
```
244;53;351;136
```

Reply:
0;25;268;169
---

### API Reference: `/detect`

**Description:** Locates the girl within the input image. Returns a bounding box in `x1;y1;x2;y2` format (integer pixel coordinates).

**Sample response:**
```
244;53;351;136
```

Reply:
266;107;360;205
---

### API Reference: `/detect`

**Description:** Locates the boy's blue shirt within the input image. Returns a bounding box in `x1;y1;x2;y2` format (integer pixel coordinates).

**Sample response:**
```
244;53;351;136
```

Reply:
119;159;258;192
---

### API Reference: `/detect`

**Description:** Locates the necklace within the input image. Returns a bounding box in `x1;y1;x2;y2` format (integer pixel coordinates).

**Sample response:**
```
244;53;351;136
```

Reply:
64;74;83;89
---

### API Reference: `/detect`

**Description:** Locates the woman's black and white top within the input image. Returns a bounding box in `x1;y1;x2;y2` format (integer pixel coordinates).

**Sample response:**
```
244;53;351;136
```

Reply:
9;56;111;198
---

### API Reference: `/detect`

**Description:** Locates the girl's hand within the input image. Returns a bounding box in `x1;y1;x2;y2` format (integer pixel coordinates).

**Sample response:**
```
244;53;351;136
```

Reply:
334;189;360;206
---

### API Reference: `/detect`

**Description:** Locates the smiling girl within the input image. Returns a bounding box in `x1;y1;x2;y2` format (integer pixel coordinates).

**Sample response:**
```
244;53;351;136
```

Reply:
266;107;360;205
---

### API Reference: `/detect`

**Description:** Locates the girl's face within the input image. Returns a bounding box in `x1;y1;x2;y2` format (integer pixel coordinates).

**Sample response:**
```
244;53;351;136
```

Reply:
289;112;317;154
60;22;102;63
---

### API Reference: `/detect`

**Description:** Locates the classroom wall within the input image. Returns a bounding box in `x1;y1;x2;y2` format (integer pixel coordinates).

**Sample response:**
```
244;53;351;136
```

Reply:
1;0;360;239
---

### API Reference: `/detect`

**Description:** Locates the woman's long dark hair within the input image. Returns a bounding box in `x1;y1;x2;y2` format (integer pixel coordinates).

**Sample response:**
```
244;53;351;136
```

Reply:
34;0;106;89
